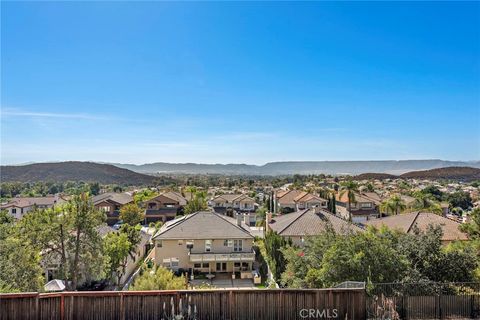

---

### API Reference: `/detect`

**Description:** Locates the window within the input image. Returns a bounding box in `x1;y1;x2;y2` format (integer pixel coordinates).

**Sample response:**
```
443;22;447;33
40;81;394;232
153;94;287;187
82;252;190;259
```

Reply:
223;240;233;247
21;208;24;214
202;263;209;268
234;240;243;252
12;208;16;214
361;202;372;208
194;263;201;268
156;241;162;248
171;258;179;268
101;206;110;212
205;240;212;252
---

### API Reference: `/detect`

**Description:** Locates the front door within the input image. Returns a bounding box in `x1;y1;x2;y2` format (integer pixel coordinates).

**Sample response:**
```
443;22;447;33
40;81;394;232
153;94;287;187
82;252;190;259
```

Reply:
216;262;227;272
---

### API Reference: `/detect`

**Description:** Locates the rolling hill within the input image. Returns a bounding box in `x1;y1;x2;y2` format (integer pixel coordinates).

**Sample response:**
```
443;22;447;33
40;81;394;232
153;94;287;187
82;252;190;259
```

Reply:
400;166;480;181
0;161;158;185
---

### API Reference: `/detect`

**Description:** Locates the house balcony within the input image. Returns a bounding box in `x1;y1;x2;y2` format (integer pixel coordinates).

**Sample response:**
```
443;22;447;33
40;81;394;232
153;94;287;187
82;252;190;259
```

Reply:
189;250;256;263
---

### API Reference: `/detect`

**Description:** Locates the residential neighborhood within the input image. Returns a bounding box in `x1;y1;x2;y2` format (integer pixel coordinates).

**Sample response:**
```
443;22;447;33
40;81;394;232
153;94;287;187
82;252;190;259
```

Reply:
1;1;479;318
1;171;479;294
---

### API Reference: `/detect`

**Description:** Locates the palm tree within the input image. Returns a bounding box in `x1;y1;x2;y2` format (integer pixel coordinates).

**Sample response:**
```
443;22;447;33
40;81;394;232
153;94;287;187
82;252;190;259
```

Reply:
339;180;359;221
380;200;395;215
382;195;406;215
410;192;443;215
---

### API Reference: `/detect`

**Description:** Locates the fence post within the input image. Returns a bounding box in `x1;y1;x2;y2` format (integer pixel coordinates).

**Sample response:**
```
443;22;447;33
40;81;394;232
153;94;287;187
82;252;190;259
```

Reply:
119;292;125;320
471;294;475;319
35;293;39;320
437;295;442;320
60;294;64;320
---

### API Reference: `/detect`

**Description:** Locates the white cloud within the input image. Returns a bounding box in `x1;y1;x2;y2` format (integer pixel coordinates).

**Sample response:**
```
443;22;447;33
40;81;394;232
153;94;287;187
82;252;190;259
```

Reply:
1;109;104;120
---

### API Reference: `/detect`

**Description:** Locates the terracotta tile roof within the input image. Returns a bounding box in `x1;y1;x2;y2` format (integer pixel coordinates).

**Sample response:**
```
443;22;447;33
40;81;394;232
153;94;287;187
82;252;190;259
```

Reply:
276;190;304;205
336;192;381;205
268;208;363;237
293;191;309;202
276;190;290;198
364;211;468;242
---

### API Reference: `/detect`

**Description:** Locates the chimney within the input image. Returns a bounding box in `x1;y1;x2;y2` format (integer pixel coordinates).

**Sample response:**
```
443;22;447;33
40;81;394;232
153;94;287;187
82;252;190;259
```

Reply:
236;213;242;226
266;212;273;232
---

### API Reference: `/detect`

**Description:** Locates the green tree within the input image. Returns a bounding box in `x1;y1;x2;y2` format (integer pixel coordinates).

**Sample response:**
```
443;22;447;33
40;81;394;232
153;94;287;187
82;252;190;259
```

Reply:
461;208;480;239
339;180;359;221
130;267;186;291
280;224;477;288
89;182;101;196
0;210;43;292
104;232;132;287
421;185;444;201
380;194;406;215
65;194;107;289
119;203;145;226
264;231;292;281
446;191;473;210
184;191;208;214
411;192;442;214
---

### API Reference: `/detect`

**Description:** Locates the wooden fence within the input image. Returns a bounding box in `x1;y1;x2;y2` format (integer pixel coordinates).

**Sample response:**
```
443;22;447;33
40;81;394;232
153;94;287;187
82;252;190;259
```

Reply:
0;289;366;320
366;282;480;319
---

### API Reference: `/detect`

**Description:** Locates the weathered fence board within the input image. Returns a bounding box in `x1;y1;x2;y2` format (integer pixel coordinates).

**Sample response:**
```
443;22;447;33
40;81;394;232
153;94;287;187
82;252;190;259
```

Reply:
0;289;366;320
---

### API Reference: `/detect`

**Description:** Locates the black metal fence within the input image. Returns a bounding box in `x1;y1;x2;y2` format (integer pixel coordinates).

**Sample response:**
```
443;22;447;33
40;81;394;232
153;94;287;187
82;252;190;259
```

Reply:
367;282;480;319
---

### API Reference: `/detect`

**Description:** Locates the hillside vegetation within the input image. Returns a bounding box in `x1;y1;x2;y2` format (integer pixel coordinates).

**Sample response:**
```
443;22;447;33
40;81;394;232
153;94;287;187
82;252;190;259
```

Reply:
0;161;158;185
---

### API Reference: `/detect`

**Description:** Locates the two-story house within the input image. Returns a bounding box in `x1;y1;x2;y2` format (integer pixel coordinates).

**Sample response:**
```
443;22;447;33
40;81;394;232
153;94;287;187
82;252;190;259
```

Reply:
210;194;257;225
152;211;255;278
0;195;66;219
336;191;381;223
143;191;187;223
92;192;134;226
274;190;328;214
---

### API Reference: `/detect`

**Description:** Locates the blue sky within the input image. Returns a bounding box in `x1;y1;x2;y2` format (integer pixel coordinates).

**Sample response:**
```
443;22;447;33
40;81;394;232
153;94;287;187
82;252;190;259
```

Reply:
1;1;479;165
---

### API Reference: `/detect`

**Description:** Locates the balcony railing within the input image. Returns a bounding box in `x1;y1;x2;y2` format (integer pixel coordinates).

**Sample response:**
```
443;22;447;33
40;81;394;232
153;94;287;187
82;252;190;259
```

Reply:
189;250;255;263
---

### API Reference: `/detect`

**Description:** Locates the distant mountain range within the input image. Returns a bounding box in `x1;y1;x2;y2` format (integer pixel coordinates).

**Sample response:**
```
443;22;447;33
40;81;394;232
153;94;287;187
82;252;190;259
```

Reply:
0;161;158;185
1;160;480;184
112;160;480;175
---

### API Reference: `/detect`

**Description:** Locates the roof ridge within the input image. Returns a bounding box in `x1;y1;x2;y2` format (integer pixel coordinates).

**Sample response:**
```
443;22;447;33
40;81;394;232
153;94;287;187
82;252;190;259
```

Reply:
277;209;310;234
276;189;293;199
406;211;421;233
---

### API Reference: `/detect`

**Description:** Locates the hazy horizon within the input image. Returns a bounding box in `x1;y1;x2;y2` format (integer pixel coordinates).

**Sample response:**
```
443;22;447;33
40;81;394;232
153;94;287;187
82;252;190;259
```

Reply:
2;158;480;167
2;2;479;165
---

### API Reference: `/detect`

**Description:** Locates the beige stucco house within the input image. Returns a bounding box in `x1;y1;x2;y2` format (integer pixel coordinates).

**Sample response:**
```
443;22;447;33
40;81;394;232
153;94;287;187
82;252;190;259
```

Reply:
152;211;255;277
274;190;328;213
92;192;134;225
1;195;66;220
144;191;187;223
